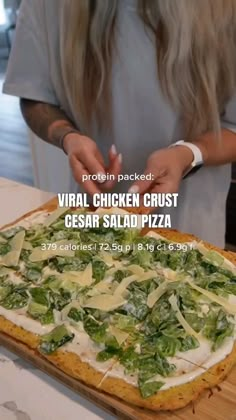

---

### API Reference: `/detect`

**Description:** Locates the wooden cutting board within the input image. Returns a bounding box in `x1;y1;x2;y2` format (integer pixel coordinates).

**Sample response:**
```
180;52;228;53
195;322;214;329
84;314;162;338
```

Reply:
0;330;236;420
1;198;236;419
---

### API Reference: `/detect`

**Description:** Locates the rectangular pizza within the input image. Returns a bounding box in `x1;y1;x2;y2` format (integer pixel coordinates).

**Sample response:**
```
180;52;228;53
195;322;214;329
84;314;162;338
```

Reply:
0;201;236;412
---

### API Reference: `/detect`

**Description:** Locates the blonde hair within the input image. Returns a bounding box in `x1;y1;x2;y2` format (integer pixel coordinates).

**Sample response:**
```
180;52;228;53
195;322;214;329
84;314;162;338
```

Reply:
61;0;236;139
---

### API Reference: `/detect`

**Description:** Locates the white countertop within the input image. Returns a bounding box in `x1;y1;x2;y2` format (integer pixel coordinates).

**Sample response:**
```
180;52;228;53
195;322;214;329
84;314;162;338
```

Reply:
0;178;115;420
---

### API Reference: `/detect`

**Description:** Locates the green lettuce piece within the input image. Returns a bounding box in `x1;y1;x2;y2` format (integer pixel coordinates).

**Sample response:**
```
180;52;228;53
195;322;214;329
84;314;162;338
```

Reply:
25;225;51;247
92;260;108;282
29;287;50;307
138;380;164;399
1;226;24;239
180;335;200;352
1;285;28;309
112;314;137;332
114;269;132;283
0;243;11;256
24;268;42;283
165;251;187;271
74;250;93;263
144;300;176;335
27;301;48;318
96;348;119;362
67;307;84;322
204;250;224;266
50;219;67;231
175;284;199;310
119;346;140;373
43;275;62;291
0;279;13;301
184;250;202;271
49;256;86;273
51;291;71;311
130;249;153;269
125;286;149;321
203;309;234;350
138;354;175;383
40;309;54;325
39;324;74;354
184;313;205;333
142;335;181;357
83;316;108;344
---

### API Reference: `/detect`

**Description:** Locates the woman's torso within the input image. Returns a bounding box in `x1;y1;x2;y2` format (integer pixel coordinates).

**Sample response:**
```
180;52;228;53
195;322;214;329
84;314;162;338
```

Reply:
44;0;231;247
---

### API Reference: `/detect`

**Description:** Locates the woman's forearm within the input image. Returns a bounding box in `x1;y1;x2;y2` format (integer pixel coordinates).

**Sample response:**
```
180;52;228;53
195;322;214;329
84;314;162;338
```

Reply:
20;99;77;148
193;128;236;166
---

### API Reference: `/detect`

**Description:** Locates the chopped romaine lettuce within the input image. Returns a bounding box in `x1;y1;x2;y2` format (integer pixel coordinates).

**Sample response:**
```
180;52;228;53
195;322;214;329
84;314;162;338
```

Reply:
1;226;24;239
0;243;11;256
203;309;234;350
29;287;50;307
179;335;200;352
1;283;29;309
130;249;153;269
124;286;149;321
92;259;108;282
24;268;42;283
39;324;74;354
114;269;132;283
83;316;108;344
142;335;181;357
0;279;13;301
138;380;164;399
112;313;137;332
27;301;48;318
67;307;84;322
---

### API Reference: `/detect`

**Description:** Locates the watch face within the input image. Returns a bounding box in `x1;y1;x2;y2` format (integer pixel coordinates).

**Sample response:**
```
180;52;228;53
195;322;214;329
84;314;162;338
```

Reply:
183;164;203;179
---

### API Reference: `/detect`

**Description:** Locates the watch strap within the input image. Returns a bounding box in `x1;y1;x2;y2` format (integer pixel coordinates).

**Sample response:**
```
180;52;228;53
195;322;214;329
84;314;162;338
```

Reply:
169;140;204;179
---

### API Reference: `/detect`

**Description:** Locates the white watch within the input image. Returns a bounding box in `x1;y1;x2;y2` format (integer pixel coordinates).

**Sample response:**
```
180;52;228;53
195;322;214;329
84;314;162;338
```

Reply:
169;140;204;179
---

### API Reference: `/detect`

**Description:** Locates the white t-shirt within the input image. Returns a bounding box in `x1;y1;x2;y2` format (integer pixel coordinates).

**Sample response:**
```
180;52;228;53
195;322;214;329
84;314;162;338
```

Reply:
3;0;235;247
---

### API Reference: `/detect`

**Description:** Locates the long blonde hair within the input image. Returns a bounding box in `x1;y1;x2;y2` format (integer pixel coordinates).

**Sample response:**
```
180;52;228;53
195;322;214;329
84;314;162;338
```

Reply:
61;0;236;139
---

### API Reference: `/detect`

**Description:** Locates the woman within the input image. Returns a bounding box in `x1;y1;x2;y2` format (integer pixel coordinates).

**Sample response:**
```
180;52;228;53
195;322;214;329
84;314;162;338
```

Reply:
3;0;236;247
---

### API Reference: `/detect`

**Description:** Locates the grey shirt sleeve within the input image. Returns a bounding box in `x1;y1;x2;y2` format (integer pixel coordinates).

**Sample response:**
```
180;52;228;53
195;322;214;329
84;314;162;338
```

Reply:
221;95;236;133
2;0;58;105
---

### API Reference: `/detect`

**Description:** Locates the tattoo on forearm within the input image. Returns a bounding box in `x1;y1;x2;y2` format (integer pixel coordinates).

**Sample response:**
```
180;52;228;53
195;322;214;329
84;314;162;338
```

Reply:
20;99;75;148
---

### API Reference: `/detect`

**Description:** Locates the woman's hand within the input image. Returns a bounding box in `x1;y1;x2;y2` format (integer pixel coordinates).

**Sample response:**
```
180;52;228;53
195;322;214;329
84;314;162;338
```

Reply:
64;133;122;195
129;146;194;198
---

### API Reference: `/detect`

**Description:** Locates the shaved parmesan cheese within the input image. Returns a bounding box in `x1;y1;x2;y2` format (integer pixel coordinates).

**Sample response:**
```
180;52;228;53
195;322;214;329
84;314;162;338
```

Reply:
0;267;13;276
99;251;123;269
147;281;168;308
197;242;236;274
127;265;145;276
83;294;127;311
0;231;25;267
29;240;75;262
91;279;114;295
44;207;68;227
109;325;129;346
114;275;138;296
187;280;236;314
23;241;33;251
58;264;93;287
138;270;157;282
169;294;200;339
